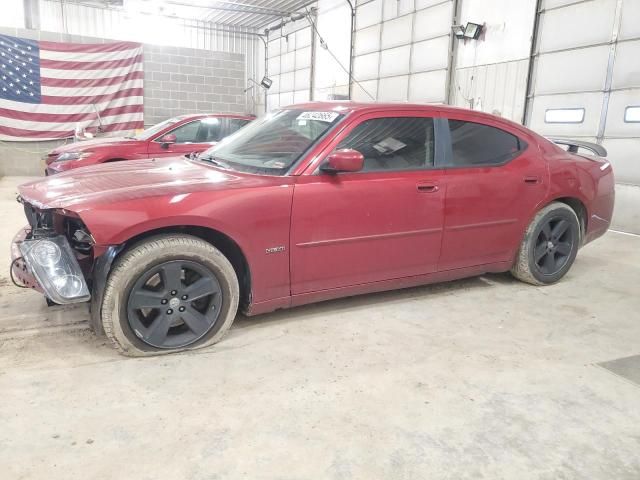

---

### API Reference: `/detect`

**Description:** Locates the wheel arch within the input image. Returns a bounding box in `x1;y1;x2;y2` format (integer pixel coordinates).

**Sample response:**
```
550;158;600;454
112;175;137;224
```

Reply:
110;225;252;309
547;196;588;241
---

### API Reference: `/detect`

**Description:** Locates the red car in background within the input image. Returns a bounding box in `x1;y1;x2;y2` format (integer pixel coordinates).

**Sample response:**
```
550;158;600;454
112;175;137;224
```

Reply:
12;102;614;356
44;113;255;175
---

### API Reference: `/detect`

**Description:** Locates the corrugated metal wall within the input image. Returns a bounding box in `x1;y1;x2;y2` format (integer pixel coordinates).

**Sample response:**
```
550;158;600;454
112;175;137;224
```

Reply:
36;0;263;111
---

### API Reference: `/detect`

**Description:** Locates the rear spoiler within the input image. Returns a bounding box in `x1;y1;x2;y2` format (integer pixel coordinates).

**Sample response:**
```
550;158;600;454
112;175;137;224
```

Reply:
548;138;607;157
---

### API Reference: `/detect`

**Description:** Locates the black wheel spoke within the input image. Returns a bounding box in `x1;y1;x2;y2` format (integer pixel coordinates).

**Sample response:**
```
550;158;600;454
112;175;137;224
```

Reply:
129;290;165;309
144;313;172;345
555;241;572;256
160;262;183;292
542;251;556;273
541;222;552;240
184;277;219;301
181;307;213;336
551;219;569;239
534;242;547;262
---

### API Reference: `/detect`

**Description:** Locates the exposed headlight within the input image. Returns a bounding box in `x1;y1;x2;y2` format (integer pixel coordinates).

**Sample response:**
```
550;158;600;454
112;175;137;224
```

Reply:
19;236;90;304
56;152;93;162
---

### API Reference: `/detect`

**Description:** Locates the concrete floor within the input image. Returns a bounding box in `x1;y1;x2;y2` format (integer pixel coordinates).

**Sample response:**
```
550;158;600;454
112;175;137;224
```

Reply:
1;176;639;479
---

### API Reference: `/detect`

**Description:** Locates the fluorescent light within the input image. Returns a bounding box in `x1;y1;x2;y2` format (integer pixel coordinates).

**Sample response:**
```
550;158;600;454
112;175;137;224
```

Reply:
624;106;640;123
545;108;585;124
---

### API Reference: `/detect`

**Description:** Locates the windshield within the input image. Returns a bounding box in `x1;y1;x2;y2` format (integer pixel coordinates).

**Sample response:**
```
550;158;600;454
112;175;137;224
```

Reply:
133;117;182;141
197;109;344;175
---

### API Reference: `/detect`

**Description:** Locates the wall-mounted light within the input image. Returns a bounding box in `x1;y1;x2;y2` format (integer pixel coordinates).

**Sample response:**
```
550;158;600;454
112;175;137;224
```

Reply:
452;22;484;40
260;76;273;89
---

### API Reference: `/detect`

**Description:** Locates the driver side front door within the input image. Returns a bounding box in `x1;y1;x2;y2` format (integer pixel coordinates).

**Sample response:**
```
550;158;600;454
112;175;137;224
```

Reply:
290;112;446;295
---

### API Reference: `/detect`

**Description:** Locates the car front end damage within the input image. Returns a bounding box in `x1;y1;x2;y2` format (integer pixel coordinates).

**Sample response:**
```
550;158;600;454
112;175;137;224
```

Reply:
11;197;97;305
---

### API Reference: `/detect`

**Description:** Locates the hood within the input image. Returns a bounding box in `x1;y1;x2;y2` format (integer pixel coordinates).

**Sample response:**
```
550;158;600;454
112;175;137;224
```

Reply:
18;157;258;211
49;137;140;155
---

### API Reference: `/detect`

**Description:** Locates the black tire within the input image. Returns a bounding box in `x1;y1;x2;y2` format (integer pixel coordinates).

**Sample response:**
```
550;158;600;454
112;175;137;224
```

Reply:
101;234;239;356
511;202;581;286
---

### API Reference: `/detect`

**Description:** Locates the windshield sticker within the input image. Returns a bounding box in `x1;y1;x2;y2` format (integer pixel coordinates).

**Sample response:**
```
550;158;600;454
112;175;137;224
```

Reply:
296;111;340;123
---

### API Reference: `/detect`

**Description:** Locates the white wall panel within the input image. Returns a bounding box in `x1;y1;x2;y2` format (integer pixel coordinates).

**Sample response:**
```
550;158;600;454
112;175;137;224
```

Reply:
611;40;640;89
534;46;610;94
295;68;311;90
279;91;295;107
527;92;603;137
378;75;409;101
356;0;383;29
413;2;452;41
619;0;640;40
295;46;312;69
409;70;447;103
379;45;411;77
381;14;413;49
352;79;378;101
293;89;310;103
538;0;616;52
354;24;381;55
280;71;295;92
280;51;296;73
602;139;640;184
411;36;449;73
354;52;381;80
602;89;640;137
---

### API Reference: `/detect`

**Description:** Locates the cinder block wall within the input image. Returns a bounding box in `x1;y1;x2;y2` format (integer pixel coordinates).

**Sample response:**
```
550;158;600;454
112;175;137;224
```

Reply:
0;27;247;176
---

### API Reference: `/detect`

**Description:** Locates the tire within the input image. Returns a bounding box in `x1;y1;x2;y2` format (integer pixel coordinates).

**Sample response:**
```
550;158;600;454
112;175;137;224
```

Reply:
511;202;581;286
101;234;239;356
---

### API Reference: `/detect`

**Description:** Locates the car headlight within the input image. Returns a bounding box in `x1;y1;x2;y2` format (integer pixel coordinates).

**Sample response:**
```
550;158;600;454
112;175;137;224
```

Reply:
19;236;90;304
55;152;93;162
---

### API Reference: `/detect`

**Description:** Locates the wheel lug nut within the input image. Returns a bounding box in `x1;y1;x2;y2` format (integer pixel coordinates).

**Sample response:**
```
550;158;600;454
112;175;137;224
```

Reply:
181;294;188;300
179;306;185;312
170;290;177;295
161;299;168;304
167;309;173;314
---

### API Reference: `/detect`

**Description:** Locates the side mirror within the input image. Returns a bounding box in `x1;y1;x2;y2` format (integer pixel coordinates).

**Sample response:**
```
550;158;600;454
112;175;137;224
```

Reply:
159;133;177;148
320;149;364;174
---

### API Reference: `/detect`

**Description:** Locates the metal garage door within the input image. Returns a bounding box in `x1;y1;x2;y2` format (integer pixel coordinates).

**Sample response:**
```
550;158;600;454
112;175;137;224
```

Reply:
525;0;640;186
266;22;314;110
352;0;454;103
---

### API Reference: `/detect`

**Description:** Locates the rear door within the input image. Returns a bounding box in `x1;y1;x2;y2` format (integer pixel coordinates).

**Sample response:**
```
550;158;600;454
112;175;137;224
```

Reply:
290;111;446;294
438;115;548;270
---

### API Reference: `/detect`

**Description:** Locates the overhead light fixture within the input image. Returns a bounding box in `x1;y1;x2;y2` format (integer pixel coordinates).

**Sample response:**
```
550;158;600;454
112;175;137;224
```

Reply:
463;22;484;40
452;25;465;39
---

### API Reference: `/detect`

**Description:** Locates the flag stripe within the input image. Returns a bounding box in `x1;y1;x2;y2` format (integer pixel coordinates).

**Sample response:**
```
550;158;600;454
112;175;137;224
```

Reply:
42;87;144;105
42;78;143;97
0;94;142;113
0;120;144;140
40;54;144;71
38;40;141;53
0;111;143;131
0;103;143;122
41;66;143;79
39;47;142;62
40;70;144;88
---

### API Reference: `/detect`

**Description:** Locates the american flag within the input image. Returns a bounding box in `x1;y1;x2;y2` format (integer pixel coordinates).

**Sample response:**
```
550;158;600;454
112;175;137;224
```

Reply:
0;34;143;141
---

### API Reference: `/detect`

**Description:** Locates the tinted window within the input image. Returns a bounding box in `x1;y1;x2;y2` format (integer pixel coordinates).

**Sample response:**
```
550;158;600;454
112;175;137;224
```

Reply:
227;118;251;134
448;120;522;167
198;118;223;142
168;120;201;143
336;117;435;172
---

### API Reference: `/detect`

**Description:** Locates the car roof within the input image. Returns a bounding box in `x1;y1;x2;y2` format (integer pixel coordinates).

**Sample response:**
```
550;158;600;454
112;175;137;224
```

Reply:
177;113;256;121
282;101;534;137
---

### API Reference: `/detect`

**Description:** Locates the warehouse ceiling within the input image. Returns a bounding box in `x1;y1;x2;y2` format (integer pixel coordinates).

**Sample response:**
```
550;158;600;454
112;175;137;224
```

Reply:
76;0;318;29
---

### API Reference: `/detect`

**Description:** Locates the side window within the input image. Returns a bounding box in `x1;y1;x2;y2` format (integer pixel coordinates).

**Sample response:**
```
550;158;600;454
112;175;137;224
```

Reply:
165;120;201;143
448;120;523;167
198;118;223;142
336;117;435;172
227;118;251;135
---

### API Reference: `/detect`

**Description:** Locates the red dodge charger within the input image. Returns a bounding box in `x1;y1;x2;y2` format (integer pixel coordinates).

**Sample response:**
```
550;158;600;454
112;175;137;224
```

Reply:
44;113;254;175
12;102;614;355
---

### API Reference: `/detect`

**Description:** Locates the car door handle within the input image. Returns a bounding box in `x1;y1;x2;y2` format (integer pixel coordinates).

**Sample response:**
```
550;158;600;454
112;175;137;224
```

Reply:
523;175;541;184
417;183;439;193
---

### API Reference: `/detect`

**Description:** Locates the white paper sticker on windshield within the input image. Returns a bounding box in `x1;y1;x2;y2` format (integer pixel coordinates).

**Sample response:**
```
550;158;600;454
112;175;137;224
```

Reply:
297;111;340;123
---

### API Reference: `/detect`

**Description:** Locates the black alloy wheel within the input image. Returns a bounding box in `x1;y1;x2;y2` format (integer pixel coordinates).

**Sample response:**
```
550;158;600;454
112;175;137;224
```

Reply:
533;216;576;276
126;260;223;349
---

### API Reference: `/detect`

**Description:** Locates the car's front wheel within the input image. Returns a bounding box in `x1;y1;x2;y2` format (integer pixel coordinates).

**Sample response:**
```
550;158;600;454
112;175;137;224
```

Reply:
511;202;581;285
101;234;239;356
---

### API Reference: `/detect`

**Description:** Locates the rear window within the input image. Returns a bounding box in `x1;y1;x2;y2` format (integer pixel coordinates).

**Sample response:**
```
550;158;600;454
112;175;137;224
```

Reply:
448;120;524;167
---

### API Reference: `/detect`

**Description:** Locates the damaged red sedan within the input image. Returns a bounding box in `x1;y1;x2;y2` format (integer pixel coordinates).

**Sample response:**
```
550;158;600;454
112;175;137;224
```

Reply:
12;102;614;356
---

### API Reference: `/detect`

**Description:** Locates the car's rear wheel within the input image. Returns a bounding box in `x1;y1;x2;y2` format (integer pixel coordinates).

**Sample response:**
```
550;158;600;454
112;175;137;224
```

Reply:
101;234;239;356
511;202;581;285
